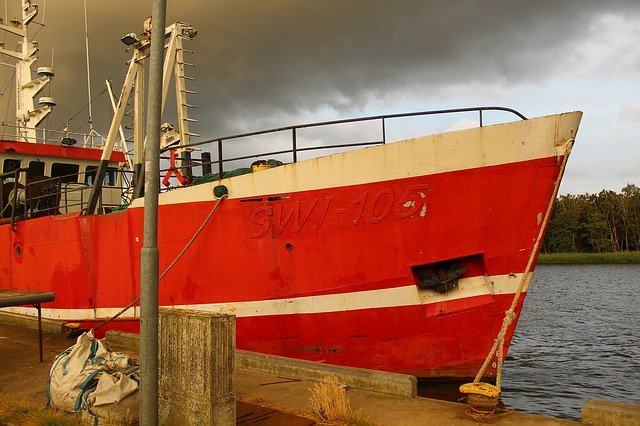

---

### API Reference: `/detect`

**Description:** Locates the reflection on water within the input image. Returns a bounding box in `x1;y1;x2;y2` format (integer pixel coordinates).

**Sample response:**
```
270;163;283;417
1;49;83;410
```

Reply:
419;264;640;420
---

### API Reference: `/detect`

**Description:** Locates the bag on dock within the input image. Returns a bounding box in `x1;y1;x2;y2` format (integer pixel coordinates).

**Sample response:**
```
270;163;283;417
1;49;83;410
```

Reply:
46;330;139;424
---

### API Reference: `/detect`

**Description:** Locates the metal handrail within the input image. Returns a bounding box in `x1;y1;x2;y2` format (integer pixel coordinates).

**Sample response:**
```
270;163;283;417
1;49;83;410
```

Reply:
164;106;526;177
0;168;26;231
0;168;131;224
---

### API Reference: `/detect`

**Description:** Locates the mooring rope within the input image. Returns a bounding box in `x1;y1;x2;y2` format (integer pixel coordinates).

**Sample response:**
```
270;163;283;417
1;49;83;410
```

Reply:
93;193;228;331
473;139;575;387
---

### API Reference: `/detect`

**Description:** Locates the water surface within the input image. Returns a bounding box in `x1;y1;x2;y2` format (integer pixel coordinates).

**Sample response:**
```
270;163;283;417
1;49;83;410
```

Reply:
418;264;640;420
500;264;640;419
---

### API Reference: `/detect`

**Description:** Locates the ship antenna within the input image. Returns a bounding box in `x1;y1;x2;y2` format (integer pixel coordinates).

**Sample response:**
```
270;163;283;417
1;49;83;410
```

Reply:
82;0;95;147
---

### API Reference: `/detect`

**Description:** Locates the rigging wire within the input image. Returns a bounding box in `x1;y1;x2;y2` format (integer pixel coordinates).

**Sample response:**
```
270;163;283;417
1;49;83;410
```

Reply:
93;194;229;331
58;87;108;133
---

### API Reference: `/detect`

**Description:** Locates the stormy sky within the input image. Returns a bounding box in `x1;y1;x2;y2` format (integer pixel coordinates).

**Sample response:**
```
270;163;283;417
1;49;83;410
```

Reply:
1;0;639;194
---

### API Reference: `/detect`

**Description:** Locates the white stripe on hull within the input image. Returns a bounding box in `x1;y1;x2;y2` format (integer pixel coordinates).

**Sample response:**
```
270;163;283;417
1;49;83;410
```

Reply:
1;272;532;321
134;112;580;207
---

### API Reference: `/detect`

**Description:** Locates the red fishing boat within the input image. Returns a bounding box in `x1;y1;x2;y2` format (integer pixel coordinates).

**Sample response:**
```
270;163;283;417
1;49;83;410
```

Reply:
0;1;581;378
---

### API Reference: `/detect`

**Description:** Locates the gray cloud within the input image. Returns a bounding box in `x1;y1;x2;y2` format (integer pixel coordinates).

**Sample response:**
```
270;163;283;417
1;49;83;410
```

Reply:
1;1;639;148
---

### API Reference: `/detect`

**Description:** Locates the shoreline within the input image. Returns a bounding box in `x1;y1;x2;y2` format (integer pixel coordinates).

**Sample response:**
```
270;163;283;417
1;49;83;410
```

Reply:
538;251;640;264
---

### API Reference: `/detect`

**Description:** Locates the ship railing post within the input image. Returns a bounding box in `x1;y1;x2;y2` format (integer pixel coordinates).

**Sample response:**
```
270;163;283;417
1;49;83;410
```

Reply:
217;139;223;177
382;117;386;144
292;127;298;163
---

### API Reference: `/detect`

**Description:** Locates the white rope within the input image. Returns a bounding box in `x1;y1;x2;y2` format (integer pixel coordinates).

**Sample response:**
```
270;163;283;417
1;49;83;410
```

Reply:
474;140;575;385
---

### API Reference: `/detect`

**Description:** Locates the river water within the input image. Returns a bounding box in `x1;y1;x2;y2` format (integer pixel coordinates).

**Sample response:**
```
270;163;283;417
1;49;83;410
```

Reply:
499;264;640;419
419;264;640;420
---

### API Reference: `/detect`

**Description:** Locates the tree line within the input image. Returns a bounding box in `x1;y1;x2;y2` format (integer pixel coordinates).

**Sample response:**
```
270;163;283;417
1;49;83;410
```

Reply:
543;183;640;253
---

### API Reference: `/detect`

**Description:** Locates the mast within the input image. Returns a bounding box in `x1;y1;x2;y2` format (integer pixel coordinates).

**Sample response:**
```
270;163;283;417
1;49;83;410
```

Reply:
85;20;197;215
82;0;95;147
0;0;55;142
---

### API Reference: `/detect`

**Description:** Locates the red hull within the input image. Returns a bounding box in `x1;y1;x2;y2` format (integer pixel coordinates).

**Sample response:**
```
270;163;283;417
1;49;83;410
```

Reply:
1;156;552;377
0;112;582;378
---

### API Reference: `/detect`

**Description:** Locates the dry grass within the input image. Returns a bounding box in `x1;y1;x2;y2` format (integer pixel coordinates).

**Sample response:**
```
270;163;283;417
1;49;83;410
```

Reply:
82;411;138;426
0;391;81;426
309;376;375;425
237;393;269;406
310;376;351;422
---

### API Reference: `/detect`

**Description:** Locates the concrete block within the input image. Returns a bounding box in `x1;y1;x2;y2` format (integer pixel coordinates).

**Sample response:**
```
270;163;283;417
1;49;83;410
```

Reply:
236;349;417;398
158;308;236;426
582;399;640;426
106;329;417;399
106;329;140;350
0;311;64;334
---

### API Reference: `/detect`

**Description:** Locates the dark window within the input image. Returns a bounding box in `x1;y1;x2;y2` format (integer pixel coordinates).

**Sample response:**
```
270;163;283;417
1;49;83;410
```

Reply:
28;160;45;178
3;159;21;174
51;163;80;183
85;166;117;186
2;159;21;181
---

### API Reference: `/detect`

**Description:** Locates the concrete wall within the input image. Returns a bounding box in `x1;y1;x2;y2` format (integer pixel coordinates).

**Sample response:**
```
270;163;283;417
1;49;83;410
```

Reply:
158;308;235;426
0;311;64;334
237;349;417;398
582;399;640;426
106;328;416;399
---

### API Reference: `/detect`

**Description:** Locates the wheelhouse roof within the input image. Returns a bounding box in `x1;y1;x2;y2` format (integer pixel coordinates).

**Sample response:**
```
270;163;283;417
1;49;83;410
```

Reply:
0;140;125;163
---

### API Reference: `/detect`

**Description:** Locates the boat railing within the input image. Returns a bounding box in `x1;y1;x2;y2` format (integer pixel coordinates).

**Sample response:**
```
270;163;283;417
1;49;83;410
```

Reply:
166;106;527;181
0;122;111;148
0;167;131;227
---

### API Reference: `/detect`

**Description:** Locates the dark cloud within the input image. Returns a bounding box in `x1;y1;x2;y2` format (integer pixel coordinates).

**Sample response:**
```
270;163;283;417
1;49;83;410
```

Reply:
1;0;639;137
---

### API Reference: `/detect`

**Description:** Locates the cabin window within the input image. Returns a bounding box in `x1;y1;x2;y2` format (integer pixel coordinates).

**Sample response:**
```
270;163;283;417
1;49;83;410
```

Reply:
85;166;117;187
28;160;45;178
51;162;80;183
2;159;21;181
3;159;21;174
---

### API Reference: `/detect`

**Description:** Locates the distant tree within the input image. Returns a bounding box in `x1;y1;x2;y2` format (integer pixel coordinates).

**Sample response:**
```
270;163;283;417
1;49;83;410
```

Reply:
544;194;580;252
578;194;610;252
543;183;640;253
621;183;640;251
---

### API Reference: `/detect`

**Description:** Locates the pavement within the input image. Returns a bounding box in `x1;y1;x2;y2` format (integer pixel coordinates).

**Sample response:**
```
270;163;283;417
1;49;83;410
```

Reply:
0;321;311;425
0;318;577;425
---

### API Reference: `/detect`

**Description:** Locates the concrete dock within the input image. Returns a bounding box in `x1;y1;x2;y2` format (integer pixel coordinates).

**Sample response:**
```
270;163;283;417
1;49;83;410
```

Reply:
0;313;627;425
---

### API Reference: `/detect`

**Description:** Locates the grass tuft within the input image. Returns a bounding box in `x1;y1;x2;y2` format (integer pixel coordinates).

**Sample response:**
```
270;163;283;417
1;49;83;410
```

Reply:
309;376;375;425
0;391;81;426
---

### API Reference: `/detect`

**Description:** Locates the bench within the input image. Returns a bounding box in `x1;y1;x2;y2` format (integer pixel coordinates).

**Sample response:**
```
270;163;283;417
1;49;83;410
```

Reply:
0;289;56;362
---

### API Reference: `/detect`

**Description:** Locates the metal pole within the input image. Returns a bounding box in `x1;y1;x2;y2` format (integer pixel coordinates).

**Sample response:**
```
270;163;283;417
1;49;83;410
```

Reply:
36;303;43;362
83;0;94;146
140;0;166;424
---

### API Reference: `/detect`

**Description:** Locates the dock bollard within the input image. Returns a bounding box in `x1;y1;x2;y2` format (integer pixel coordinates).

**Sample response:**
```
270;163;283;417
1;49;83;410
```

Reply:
459;382;500;417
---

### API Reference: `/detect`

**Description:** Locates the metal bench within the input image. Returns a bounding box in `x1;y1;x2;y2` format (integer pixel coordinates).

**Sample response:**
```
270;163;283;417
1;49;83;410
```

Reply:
0;289;56;362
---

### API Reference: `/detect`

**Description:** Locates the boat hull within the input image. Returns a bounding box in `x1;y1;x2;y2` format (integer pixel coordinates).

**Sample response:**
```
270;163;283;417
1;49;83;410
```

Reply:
0;111;582;378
